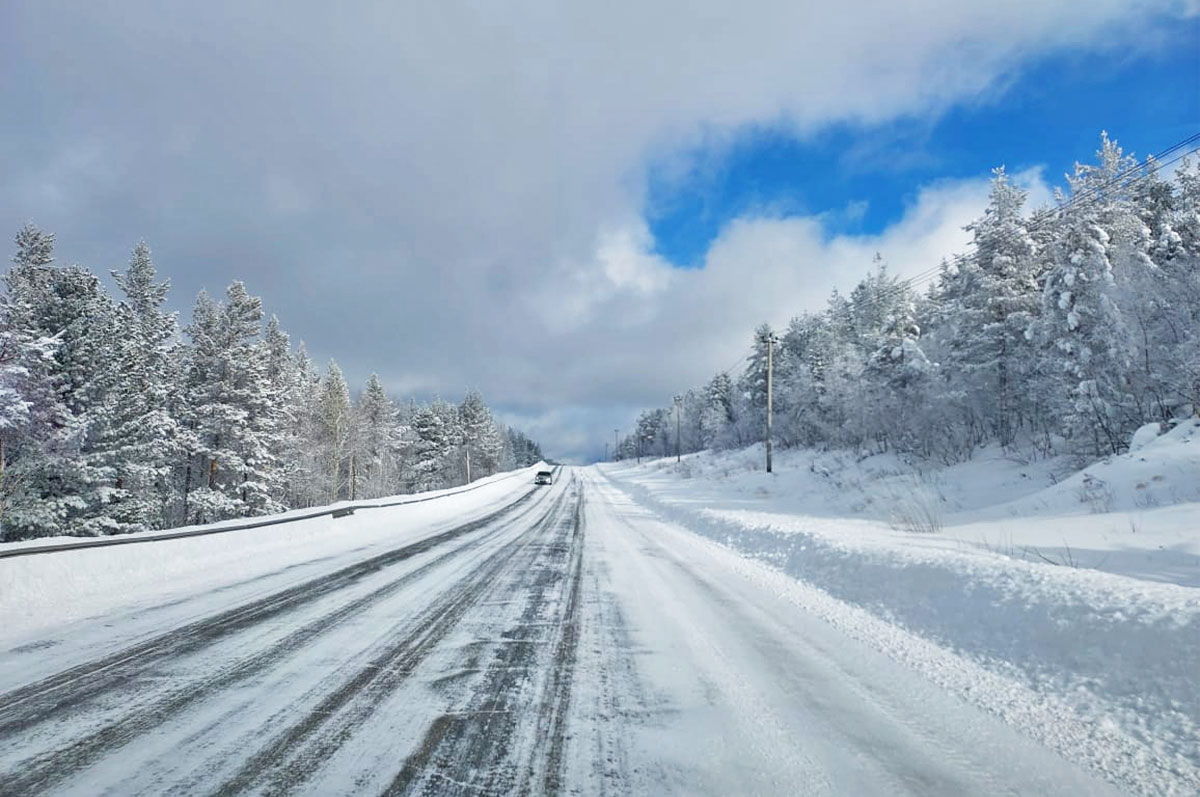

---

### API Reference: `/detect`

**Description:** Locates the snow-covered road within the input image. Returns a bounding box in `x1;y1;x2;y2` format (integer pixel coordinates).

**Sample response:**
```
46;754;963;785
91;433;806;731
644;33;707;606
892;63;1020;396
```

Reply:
1;468;1122;795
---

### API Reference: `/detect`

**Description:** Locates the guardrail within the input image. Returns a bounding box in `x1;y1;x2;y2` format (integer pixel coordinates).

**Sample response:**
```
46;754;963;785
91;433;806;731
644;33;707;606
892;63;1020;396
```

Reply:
0;465;555;560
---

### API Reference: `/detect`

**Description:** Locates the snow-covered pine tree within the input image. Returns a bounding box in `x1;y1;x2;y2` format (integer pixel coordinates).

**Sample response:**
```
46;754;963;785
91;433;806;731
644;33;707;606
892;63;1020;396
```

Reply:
315;360;352;502
777;313;830;447
2;225;65;537
844;260;930;452
675;388;705;453
2;226;120;536
635;408;669;458
391;397;418;491
1163;157;1200;411
492;421;518;472
409;402;450;492
261;315;302;507
92;242;182;534
1121;157;1200;421
814;289;865;448
181;283;284;523
506;428;542;467
939;168;1041;448
699;372;735;448
458;390;502;482
283;342;326;507
733;323;777;445
353;373;399;499
1035;134;1147;456
0;226;547;534
0;289;57;539
433;397;465;484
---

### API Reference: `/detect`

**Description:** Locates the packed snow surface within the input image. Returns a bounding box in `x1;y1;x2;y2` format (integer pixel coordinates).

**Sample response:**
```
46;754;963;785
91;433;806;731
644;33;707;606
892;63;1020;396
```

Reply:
1;440;1197;795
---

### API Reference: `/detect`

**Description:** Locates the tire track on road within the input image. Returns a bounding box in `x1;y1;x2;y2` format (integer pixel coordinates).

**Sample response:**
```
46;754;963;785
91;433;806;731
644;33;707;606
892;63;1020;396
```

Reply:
0;486;545;794
528;486;586;796
210;485;577;797
384;477;586;797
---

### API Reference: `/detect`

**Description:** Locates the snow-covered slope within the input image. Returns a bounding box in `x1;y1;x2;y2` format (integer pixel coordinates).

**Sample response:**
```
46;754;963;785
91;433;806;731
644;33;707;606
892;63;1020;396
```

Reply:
0;466;543;646
599;426;1200;784
966;418;1200;520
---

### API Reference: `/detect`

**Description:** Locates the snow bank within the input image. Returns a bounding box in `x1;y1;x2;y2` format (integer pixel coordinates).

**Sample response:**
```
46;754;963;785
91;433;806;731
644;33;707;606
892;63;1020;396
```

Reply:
0;465;536;553
969;417;1200;519
599;432;1200;779
0;467;540;646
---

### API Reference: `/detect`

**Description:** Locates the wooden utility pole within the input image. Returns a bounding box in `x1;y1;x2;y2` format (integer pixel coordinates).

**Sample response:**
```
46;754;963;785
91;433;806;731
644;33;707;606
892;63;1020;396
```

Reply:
614;429;619;461
763;332;777;474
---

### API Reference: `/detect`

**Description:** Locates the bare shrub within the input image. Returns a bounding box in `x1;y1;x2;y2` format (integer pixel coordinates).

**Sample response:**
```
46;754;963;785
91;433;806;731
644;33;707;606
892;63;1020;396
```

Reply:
888;474;944;534
1078;473;1113;513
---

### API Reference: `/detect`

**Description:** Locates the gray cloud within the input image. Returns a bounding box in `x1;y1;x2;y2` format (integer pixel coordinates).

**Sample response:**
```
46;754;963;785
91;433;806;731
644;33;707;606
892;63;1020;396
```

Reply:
1;0;1189;461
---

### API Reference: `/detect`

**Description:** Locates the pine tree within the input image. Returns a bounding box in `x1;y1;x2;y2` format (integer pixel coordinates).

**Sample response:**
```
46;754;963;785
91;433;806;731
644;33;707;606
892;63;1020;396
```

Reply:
0;292;56;538
285;342;325;507
93;242;181;533
354;373;398;499
410;402;450;491
845;260;928;451
262;315;302;506
315;360;352;502
2;225;119;536
699;372;734;448
1036;134;1146;455
433;397;464;484
182;283;284;523
458;390;501;482
0;226;547;537
937;169;1041;446
506;428;542;467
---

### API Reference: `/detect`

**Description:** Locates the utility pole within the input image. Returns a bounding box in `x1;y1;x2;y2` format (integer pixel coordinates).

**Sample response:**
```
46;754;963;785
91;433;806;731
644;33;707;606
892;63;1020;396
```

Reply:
614;429;619;461
762;331;778;474
674;394;682;463
604;442;609;462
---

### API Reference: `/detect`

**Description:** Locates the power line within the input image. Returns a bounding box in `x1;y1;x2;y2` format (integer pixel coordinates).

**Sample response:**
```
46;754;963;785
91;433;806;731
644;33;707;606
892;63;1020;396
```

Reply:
718;345;757;377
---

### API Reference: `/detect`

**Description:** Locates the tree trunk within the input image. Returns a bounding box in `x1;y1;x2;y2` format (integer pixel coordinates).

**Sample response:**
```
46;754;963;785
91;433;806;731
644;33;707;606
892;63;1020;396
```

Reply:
182;461;191;524
0;436;6;528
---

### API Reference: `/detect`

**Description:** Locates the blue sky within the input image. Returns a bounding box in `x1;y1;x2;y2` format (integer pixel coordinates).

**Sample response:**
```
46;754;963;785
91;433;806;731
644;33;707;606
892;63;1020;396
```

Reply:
646;30;1200;267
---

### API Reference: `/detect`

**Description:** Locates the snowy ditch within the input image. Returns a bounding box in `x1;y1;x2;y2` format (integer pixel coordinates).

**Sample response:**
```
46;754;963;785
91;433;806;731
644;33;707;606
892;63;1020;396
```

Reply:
599;466;1200;787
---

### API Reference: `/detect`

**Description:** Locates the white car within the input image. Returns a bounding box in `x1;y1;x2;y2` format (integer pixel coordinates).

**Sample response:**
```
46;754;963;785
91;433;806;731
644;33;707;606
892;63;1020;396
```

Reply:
534;470;553;485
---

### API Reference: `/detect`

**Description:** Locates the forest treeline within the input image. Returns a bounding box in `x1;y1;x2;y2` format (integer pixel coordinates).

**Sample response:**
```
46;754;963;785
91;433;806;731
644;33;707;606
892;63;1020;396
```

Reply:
624;135;1200;464
0;234;542;540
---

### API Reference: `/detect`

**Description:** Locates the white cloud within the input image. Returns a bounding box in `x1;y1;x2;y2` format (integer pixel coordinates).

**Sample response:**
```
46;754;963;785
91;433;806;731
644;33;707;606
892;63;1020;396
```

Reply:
0;0;1186;460
509;169;1055;460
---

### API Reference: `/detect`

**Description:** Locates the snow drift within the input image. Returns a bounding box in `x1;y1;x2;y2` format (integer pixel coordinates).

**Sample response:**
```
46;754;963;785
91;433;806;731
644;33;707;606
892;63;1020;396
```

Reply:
600;423;1200;782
